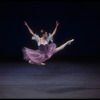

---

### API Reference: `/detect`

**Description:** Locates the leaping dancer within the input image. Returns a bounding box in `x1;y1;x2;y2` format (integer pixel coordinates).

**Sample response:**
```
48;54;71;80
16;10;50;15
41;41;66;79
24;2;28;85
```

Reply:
22;21;74;65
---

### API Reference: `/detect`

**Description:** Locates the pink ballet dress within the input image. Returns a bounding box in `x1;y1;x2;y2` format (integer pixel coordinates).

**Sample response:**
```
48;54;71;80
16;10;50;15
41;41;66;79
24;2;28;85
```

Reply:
22;43;56;65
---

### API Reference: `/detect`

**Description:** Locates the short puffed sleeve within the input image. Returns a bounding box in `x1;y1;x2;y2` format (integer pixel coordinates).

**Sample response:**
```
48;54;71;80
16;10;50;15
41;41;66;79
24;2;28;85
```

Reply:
32;33;40;42
47;33;53;43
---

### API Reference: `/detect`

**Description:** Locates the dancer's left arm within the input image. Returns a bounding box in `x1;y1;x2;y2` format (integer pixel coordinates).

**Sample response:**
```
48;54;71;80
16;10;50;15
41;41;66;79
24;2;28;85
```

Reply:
48;21;59;40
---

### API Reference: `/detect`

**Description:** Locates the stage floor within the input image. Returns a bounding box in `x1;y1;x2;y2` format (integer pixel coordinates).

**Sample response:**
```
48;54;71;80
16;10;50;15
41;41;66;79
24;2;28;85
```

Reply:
0;61;100;99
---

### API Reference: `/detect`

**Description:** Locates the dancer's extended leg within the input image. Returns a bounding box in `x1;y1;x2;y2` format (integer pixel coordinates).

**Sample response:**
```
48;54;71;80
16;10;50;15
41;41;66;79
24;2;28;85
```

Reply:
55;39;74;53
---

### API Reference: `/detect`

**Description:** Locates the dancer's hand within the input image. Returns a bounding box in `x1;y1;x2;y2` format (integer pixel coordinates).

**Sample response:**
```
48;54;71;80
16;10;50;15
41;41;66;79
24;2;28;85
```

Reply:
56;21;59;26
24;21;28;26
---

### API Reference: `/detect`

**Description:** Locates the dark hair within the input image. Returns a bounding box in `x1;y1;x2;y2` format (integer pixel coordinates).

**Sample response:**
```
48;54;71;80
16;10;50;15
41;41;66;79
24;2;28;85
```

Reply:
40;30;45;37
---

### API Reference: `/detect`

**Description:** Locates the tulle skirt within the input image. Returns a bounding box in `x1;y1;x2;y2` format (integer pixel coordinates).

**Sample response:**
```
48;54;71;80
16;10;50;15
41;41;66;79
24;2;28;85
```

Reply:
22;43;56;65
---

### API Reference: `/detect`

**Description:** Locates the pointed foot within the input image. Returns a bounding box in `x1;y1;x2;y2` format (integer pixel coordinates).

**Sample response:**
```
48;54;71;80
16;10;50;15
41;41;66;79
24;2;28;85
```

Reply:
41;63;46;65
29;60;34;64
67;39;74;45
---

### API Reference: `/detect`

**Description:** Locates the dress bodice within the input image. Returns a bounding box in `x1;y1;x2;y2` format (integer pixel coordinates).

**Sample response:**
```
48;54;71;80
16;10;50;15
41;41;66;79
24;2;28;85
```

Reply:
32;33;53;46
38;44;48;53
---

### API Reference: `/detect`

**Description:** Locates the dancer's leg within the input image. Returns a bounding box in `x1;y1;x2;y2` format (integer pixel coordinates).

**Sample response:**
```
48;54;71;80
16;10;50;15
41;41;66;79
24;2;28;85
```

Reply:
55;39;74;53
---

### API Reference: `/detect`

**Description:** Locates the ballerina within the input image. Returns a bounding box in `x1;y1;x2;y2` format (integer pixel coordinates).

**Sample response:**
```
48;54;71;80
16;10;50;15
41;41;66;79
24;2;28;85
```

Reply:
22;21;74;65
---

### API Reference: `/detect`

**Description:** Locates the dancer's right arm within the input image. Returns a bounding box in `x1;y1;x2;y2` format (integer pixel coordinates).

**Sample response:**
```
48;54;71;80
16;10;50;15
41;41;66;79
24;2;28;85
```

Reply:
24;21;35;36
24;21;40;41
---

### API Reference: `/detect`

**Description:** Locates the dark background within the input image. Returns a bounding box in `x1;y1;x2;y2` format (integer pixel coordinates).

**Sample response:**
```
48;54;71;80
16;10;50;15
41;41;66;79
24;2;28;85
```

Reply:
0;1;100;62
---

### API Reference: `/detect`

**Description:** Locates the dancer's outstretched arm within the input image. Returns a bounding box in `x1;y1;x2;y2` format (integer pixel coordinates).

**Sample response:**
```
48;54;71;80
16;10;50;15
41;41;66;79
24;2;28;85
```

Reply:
48;21;59;40
55;39;74;53
24;21;40;41
24;21;35;36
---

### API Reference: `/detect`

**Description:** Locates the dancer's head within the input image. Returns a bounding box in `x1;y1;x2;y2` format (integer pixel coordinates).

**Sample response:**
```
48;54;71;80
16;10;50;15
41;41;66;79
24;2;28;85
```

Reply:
40;30;48;39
